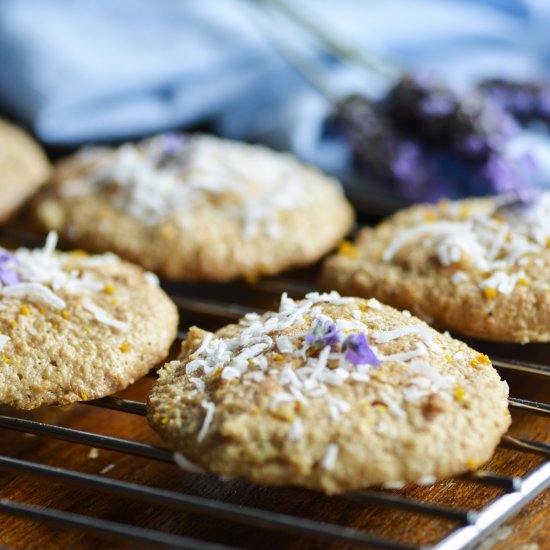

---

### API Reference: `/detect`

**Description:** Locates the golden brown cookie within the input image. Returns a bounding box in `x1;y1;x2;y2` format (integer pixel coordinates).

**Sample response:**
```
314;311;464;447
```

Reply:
0;232;178;409
147;292;510;494
0;118;50;222
35;134;354;282
321;195;550;343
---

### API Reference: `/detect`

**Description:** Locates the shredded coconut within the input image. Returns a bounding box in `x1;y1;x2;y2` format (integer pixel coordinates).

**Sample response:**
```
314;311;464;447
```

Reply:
66;135;336;238
1;283;66;310
174;452;206;474
144;271;160;286
382;480;406;490
451;271;469;285
197;400;215;442
417;475;437;486
83;302;130;332
181;291;460;449
0;334;10;351
479;270;527;295
380;344;427;363
0;232;136;334
288;418;304;441
321;444;339;470
367;298;383;310
189;377;205;392
372;324;434;344
276;335;293;354
383;195;550;297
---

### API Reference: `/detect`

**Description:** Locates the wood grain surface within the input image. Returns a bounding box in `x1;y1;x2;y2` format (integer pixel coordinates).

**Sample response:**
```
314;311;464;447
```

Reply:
0;231;548;550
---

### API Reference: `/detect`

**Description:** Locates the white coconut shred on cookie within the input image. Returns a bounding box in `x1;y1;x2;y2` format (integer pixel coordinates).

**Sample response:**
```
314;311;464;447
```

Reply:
179;291;476;472
63;134;339;239
0;231;128;330
382;194;550;297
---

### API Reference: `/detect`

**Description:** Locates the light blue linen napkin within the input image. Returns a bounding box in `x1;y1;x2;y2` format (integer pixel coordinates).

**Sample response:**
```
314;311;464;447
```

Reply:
1;0;549;190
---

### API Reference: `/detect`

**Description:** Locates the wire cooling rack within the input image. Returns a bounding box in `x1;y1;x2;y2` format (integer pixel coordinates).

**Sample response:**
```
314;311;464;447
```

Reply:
0;230;549;550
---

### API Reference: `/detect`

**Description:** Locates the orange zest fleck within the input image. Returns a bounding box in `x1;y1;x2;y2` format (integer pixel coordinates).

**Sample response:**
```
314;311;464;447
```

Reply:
159;225;176;240
244;273;260;284
455;385;465;402
119;342;131;353
471;353;491;368
457;205;471;219
483;287;498;299
422;211;437;222
338;240;359;258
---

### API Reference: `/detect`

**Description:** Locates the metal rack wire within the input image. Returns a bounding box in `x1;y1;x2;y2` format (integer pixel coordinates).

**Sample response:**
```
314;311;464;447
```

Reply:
0;233;548;549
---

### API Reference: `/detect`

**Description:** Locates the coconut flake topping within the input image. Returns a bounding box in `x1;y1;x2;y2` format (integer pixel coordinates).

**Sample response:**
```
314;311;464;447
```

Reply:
382;194;550;296
0;232;130;331
184;292;460;444
65;135;341;239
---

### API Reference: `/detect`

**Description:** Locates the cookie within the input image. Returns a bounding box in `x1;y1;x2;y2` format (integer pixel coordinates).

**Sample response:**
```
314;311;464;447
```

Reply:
0;118;51;222
35;134;354;282
0;232;178;409
321;194;550;343
147;291;510;494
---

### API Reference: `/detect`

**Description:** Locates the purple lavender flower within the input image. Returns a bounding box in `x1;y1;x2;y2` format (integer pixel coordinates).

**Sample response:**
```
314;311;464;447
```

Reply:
483;152;538;195
420;94;456;117
342;333;380;366
159;133;187;155
0;249;19;286
151;133;188;168
305;316;341;348
386;73;518;161
479;78;550;125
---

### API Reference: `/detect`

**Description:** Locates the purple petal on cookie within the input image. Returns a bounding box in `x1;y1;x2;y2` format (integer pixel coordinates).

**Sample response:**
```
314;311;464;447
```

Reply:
343;333;380;366
160;133;187;154
305;315;341;348
0;249;19;286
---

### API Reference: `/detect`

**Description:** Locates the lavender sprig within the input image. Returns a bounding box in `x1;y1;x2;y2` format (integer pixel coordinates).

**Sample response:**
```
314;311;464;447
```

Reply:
479;79;550;125
385;73;517;162
334;95;443;200
334;78;537;200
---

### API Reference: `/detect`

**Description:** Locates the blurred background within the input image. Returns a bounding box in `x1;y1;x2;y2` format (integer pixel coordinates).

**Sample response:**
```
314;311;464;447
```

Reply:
1;0;550;212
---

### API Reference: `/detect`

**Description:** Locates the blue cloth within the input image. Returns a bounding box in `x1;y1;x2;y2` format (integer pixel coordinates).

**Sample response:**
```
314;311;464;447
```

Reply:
1;0;550;188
